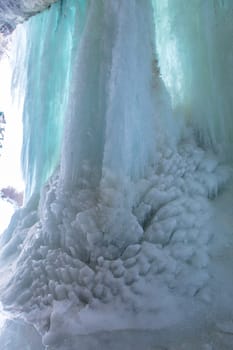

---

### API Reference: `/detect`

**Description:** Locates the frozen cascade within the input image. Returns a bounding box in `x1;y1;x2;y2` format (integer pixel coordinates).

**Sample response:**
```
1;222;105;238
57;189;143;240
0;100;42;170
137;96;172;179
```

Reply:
0;0;232;349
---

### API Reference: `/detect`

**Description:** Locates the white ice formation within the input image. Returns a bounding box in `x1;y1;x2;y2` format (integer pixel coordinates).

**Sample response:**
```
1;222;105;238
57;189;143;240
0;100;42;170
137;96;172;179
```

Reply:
0;0;232;349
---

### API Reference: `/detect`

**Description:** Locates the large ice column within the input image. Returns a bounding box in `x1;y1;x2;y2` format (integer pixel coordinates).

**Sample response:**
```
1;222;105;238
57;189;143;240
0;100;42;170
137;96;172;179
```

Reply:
61;0;173;189
154;0;233;155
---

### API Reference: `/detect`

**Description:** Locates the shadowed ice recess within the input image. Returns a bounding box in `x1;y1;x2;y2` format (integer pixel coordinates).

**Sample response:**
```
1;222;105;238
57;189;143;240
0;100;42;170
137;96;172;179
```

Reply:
0;0;233;349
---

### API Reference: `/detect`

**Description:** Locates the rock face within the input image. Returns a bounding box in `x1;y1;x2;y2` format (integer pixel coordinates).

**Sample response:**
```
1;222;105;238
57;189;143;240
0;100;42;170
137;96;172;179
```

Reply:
0;0;57;35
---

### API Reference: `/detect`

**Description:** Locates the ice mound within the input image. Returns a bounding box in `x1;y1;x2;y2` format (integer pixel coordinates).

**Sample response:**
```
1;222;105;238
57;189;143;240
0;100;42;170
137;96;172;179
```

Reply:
0;142;230;344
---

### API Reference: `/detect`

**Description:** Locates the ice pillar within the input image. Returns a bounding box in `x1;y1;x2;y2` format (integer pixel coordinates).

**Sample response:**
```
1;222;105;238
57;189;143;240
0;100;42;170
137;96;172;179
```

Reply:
60;0;165;189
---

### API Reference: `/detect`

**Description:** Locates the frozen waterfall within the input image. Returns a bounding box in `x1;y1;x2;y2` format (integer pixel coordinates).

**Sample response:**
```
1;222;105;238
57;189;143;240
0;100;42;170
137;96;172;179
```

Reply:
0;0;233;349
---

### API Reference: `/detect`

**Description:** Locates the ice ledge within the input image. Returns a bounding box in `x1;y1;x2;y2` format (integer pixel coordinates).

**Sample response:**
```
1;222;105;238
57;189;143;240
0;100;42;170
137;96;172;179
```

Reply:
0;0;57;35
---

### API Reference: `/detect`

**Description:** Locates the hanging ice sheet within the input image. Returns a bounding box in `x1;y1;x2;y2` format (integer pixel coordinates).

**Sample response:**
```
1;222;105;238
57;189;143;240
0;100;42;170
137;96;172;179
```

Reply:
20;0;88;199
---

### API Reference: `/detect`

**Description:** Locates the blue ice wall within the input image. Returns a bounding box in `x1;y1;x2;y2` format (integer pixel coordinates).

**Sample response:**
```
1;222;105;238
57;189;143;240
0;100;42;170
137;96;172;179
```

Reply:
18;0;233;200
153;0;233;155
20;0;88;199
